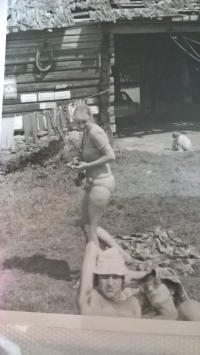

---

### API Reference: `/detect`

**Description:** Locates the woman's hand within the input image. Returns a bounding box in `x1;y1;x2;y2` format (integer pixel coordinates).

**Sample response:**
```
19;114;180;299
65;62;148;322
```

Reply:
72;162;88;172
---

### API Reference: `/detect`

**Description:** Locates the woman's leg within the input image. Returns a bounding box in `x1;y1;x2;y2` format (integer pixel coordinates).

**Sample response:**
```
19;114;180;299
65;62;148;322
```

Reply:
81;186;111;245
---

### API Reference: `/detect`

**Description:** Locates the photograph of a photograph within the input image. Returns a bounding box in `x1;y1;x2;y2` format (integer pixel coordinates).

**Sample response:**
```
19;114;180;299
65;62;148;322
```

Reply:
1;0;200;325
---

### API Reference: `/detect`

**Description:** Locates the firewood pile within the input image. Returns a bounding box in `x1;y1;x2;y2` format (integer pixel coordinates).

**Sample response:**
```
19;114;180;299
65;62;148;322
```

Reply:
7;0;200;33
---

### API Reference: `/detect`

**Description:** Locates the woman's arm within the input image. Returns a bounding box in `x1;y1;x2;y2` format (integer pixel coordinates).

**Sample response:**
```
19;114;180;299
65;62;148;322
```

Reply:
86;144;115;168
77;241;102;311
125;270;148;282
73;144;115;172
96;227;133;263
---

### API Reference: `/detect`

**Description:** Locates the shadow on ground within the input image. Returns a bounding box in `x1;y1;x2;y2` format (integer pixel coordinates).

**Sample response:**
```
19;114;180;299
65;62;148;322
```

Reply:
3;254;80;281
115;101;200;138
116;117;200;139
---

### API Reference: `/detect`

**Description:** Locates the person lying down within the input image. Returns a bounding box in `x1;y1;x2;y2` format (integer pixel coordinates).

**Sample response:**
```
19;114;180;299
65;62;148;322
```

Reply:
77;242;147;318
135;267;200;321
78;242;200;321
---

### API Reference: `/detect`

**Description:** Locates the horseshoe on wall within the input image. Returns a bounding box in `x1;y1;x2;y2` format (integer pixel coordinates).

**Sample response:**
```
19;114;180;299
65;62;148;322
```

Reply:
36;39;54;72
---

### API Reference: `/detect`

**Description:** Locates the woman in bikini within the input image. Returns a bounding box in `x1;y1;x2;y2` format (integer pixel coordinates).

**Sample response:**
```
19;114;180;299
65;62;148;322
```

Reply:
72;105;132;262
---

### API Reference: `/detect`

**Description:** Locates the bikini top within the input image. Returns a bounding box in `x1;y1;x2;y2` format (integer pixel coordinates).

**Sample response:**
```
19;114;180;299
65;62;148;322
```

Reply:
82;123;109;163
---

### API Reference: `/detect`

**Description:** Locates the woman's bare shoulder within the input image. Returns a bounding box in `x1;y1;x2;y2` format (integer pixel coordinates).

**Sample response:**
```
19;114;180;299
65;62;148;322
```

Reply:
90;124;105;135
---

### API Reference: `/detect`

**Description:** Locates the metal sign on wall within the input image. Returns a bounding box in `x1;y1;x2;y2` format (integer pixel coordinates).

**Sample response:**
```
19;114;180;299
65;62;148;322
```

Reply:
3;76;17;99
20;93;37;103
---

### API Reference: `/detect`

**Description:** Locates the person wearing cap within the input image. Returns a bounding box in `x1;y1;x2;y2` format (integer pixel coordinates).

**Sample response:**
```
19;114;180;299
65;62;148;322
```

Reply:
78;242;147;317
172;132;192;151
137;267;200;321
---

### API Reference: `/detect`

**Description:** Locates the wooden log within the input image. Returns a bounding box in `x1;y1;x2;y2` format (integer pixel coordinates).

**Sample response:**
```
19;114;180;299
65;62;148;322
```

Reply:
4;86;100;105
2;98;99;118
110;115;115;124
5;41;102;55
110;95;115;103
100;31;112;143
7;26;102;41
109;85;115;95
110;46;115;56
111;57;115;65
5;49;100;66
181;54;192;103
110;39;114;47
109;106;114;116
5;59;100;75
3;87;100;114
16;79;100;93
105;22;200;35
6;35;102;48
12;69;101;84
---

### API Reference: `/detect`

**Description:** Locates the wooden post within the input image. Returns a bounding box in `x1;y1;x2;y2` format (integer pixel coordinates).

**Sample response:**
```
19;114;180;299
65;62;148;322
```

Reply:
181;54;192;104
100;29;113;144
23;115;31;144
140;58;156;116
46;111;52;139
31;113;38;144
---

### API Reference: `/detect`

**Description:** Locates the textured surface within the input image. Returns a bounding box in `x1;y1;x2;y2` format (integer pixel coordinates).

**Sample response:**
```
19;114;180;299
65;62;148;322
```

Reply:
0;325;199;355
7;0;200;32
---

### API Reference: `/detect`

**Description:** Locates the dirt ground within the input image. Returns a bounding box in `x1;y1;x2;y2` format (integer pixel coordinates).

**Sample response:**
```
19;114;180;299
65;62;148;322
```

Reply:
0;123;200;315
115;117;200;153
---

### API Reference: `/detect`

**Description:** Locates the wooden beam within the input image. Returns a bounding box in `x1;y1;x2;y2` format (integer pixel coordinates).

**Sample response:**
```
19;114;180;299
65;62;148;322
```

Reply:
105;21;200;34
5;41;102;55
3;86;100;105
5;49;100;65
100;31;113;143
16;79;100;93
11;69;100;84
3;86;100;114
6;25;102;41
5;60;100;75
6;35;102;48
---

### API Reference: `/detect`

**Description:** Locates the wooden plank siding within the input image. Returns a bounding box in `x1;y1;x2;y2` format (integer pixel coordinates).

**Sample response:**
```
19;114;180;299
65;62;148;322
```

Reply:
3;24;103;117
99;30;115;142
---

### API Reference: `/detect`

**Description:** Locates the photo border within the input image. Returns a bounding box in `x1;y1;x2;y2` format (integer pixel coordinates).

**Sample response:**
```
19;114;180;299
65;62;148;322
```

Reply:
1;0;200;343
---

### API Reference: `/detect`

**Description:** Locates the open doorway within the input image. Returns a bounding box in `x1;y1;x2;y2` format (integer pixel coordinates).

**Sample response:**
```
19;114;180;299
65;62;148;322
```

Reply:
113;32;200;133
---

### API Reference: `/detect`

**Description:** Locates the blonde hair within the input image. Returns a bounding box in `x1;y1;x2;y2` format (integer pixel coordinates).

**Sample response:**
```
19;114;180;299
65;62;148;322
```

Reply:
73;104;93;122
172;131;181;139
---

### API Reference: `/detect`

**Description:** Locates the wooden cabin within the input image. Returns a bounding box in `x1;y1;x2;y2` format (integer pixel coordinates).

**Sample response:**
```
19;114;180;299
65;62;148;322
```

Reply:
3;0;200;148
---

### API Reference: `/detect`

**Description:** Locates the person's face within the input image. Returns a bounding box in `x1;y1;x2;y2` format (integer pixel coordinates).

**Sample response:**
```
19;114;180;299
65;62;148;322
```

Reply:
142;278;172;308
98;274;123;301
74;117;90;131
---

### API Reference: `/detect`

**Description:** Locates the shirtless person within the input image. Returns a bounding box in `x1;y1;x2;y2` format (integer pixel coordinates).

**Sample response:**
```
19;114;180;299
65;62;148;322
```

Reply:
172;132;192;151
78;241;146;318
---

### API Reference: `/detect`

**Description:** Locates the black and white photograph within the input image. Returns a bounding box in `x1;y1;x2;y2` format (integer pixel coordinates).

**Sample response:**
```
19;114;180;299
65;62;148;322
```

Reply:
1;0;200;325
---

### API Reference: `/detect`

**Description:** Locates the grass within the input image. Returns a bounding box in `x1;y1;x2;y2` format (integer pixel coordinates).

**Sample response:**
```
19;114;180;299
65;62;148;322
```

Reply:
1;146;200;314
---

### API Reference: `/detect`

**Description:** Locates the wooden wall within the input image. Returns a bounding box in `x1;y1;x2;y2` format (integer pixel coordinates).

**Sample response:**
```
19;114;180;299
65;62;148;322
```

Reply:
100;29;115;139
3;24;103;121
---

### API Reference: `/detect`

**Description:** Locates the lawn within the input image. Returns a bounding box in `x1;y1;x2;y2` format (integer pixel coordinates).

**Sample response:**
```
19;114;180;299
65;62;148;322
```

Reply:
0;144;200;314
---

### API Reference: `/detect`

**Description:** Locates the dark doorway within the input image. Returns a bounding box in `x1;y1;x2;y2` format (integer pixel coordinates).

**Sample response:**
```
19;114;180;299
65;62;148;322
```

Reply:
113;32;200;132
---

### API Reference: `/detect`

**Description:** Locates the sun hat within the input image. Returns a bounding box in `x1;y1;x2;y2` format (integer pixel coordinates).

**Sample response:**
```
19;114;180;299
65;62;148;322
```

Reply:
139;267;189;305
94;247;128;276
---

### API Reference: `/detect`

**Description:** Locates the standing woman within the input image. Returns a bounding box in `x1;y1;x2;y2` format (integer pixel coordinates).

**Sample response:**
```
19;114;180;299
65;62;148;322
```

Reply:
72;105;131;261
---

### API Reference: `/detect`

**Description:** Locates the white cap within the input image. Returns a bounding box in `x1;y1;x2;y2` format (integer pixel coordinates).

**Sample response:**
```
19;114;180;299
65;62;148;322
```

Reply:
94;248;128;276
